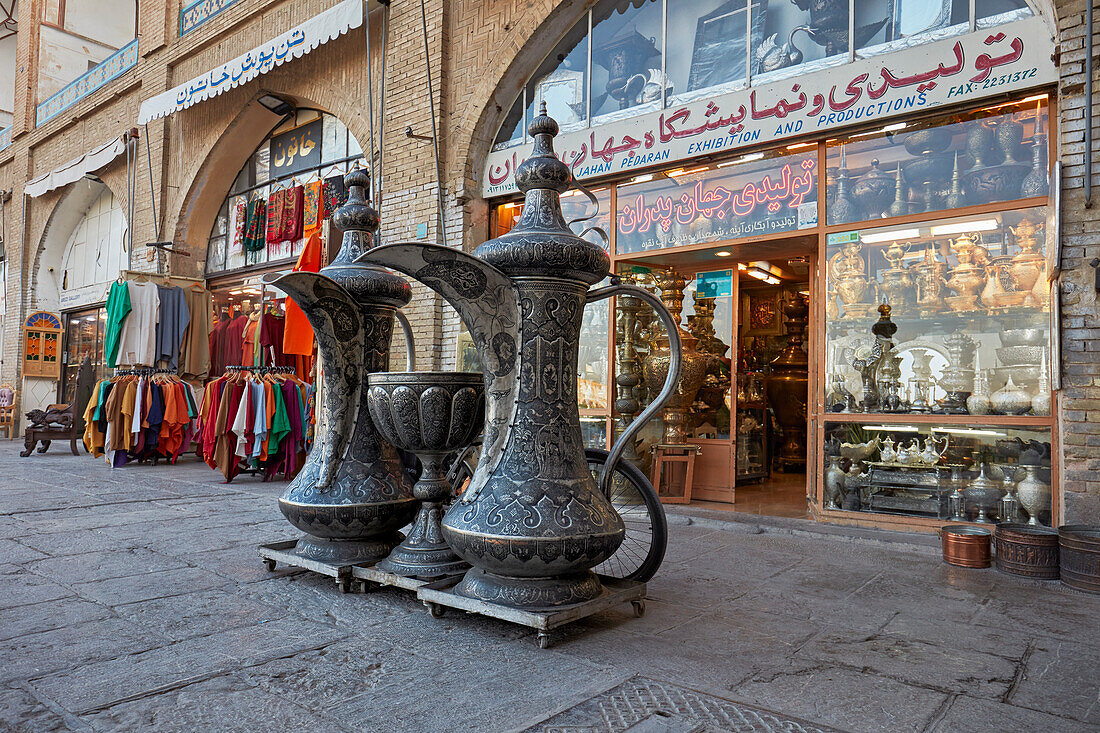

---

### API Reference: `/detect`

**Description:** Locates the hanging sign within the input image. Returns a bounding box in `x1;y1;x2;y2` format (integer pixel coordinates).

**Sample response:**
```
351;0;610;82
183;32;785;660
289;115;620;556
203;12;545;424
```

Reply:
137;0;363;124
697;270;733;298
483;16;1056;196
271;119;322;177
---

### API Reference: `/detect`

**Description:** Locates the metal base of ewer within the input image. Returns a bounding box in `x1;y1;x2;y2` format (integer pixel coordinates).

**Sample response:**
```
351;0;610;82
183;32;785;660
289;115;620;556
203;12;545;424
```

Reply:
289;532;404;565
367;371;485;579
453;567;604;609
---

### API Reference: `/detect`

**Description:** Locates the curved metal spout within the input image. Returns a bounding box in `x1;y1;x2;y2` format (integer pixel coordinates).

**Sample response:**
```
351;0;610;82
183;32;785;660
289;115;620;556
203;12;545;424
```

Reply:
271;270;364;490
355;242;519;489
394;310;416;371
585;283;682;498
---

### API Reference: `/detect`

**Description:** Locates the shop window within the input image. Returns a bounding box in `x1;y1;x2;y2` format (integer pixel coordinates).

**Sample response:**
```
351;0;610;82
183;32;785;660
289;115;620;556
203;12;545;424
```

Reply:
825;96;1049;226
60;308;106;405
493;186;611;251
205;110;363;277
590;0;663;123
42;0;64;27
823;205;1052;522
527;17;589;132
615;146;818;255
490;0;1031;147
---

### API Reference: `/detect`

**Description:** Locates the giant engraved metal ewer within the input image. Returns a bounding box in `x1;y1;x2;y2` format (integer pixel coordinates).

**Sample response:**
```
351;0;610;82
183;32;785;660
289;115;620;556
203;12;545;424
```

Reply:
358;106;682;609
270;168;417;565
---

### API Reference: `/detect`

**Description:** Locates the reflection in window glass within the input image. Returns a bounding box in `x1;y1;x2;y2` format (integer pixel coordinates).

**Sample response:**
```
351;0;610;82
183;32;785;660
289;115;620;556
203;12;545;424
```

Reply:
527;21;589;130
590;0;663;121
494;187;611;252
615;148;819;254
976;0;1032;24
493;94;527;151
578;297;609;411
667;0;763;105
753;0;852;81
826;97;1049;226
855;0;968;51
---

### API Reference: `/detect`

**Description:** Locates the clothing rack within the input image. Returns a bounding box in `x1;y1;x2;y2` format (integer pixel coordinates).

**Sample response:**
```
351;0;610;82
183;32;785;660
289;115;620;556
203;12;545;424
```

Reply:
114;367;176;376
224;365;295;374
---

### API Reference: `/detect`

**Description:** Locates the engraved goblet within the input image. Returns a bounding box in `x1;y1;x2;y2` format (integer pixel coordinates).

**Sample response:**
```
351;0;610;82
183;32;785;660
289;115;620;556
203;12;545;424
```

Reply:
366;372;485;578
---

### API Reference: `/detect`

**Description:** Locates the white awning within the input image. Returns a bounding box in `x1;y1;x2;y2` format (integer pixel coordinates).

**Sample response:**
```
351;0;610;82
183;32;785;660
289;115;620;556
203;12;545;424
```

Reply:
25;136;127;198
137;0;363;124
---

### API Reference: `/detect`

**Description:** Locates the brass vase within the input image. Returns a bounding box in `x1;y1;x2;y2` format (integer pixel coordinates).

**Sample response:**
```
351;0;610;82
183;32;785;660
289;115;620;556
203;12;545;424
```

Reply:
642;269;709;445
766;294;809;470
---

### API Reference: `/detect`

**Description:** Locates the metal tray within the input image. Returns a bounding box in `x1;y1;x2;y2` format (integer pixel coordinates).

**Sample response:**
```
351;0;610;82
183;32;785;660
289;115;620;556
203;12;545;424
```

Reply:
415;574;647;648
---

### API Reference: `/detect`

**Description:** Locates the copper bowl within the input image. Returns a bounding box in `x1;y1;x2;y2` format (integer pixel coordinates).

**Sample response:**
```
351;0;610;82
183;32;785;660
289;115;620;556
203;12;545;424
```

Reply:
994;523;1059;579
941;525;992;568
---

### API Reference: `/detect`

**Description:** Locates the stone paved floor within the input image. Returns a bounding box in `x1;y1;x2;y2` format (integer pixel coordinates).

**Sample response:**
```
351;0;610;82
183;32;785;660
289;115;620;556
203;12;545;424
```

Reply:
0;441;1097;732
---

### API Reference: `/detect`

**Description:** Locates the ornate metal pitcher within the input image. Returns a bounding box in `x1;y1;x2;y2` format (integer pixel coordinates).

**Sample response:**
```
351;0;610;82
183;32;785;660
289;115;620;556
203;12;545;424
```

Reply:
358;106;681;608
271;169;417;564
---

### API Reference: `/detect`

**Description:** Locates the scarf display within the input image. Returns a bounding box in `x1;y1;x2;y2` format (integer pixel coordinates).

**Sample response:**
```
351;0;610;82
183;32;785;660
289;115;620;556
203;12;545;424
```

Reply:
302;181;322;235
281;185;304;242
242;199;267;252
266;189;285;245
322;174;348;219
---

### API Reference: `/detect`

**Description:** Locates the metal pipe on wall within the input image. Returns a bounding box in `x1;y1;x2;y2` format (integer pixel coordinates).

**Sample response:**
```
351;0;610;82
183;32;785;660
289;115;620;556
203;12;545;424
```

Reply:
1086;0;1093;208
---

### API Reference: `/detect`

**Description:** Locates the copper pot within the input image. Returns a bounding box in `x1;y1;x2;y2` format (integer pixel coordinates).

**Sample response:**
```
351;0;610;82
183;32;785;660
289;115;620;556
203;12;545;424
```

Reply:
941;525;992;568
994;523;1059;579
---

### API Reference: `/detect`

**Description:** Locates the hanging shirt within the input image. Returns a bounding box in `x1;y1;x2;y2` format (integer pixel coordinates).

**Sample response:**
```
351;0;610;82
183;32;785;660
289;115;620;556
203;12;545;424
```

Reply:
242;317;259;367
104;281;132;368
251;381;268;458
220;315;248;369
258;313;288;366
180;287;212;380
116;282;161;367
155;286;191;371
283;231;322;357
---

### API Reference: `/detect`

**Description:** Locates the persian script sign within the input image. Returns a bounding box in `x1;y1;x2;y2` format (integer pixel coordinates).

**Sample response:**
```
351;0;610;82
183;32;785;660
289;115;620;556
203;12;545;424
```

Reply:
483;17;1055;197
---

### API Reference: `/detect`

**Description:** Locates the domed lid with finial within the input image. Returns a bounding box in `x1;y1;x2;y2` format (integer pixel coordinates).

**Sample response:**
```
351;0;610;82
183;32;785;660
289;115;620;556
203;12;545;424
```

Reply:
322;166;410;307
474;103;610;284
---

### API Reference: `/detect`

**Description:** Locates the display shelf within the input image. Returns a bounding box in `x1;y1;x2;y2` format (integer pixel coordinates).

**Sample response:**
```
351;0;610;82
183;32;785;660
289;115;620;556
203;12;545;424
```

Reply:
821;412;1053;426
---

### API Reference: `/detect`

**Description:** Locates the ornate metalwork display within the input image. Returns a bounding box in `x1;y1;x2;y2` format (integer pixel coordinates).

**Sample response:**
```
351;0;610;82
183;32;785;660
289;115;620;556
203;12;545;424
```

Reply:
367;372;485;578
272;169;417;565
359;106;681;609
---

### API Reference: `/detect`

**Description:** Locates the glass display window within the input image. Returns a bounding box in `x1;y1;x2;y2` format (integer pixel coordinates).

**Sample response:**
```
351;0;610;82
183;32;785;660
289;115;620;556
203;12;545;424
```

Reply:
61;307;106;405
493;186;611;250
751;0;850;85
590;0;663;124
206;110;363;277
825;96;1050;226
823;421;1052;526
664;0;762;106
527;18;590;133
615;146;818;255
824;206;1051;418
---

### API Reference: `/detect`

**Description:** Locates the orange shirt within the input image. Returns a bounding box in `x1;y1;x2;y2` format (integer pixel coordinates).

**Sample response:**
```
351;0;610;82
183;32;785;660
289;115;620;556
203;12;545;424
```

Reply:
283;232;322;356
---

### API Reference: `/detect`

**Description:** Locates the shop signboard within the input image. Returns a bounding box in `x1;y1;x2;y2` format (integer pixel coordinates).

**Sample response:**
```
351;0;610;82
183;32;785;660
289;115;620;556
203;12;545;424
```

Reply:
270;119;322;178
483;16;1056;196
615;149;817;254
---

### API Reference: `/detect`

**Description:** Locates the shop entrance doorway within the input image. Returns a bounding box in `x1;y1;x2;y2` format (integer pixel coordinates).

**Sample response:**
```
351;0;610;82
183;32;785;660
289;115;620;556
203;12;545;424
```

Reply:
618;235;815;519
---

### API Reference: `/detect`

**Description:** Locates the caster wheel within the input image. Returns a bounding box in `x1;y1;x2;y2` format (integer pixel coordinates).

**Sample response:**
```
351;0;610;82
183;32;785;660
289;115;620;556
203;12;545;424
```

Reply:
425;602;445;619
537;633;551;649
264;558;277;572
631;600;646;618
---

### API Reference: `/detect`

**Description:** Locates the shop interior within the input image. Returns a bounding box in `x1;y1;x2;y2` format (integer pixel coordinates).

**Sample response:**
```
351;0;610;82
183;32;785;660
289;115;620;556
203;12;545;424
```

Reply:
616;234;815;519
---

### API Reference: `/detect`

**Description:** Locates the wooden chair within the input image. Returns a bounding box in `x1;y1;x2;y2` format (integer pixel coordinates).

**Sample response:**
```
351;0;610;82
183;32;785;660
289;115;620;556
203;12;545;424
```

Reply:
0;384;16;440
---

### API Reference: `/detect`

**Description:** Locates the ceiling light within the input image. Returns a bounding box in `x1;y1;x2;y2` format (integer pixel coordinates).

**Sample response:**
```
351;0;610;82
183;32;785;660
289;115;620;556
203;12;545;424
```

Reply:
930;428;1008;437
720;152;764;167
799;290;810;296
257;94;293;115
737;263;748;270
715;251;731;257
863;425;920;432
668;166;709;177
786;142;815;150
860;228;921;243
629;173;654;184
882;122;907;132
930;219;999;236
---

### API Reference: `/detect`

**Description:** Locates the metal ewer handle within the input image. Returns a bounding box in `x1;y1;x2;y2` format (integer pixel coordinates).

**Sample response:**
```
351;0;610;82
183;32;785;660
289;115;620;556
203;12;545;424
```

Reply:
585;282;682;499
394;310;416;371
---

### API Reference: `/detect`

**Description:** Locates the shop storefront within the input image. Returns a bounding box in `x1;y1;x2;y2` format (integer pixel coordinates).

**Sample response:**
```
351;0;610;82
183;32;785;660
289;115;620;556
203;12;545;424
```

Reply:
482;0;1058;532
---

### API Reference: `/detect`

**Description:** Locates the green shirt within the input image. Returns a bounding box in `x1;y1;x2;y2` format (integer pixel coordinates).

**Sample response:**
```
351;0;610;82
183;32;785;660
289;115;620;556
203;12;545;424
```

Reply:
269;384;291;454
104;281;132;368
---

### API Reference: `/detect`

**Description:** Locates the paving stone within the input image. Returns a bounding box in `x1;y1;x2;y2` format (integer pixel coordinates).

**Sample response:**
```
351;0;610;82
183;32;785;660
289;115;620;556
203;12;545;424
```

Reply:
0;567;72;610
0;538;48;564
879;614;1033;662
71;566;230;606
0;597;112;642
79;674;347;732
731;662;949;732
792;627;1018;698
114;588;288;642
31;617;347;714
929;695;1089;733
16;529;135;557
0;617;165;683
1009;637;1100;725
27;547;187;584
0;685;76;732
971;578;1100;644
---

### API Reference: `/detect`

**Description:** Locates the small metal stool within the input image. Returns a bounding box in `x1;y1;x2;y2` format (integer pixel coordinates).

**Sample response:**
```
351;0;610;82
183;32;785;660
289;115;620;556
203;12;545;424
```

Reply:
650;444;701;504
